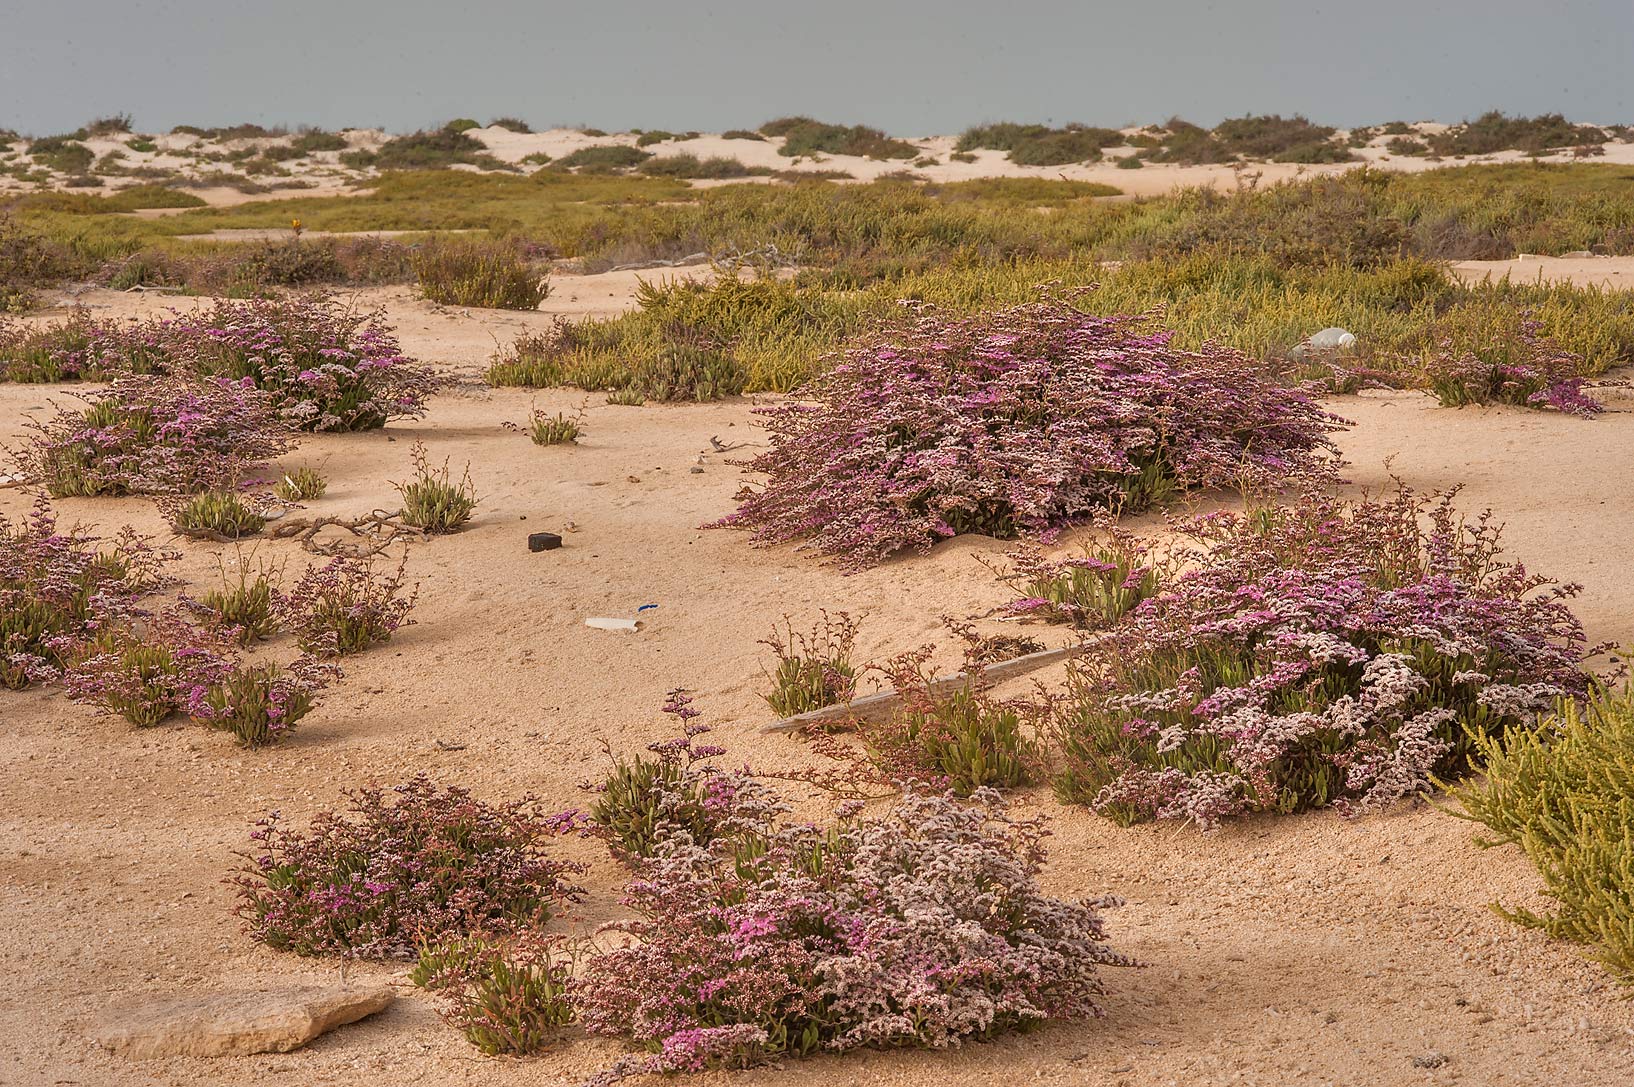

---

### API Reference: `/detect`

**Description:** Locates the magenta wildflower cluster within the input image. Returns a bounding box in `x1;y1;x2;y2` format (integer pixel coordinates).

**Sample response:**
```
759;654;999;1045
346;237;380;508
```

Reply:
1050;486;1600;828
17;374;293;498
0;496;167;689
232;776;587;959
2;295;438;431
1420;317;1605;417
715;297;1348;568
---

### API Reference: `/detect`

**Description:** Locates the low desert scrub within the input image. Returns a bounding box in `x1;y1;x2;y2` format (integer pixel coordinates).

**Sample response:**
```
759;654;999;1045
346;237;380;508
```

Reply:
760;611;859;717
190;654;337;747
577;712;1131;1078
362;127;509;171
713;296;1347;569
955;122;1123;165
636;153;764;179
1452;688;1634;984
411;932;575;1055
396;442;478;533
165;489;270;540
0;213;72;312
867;648;1037;795
17;375;293;498
1429;112;1606;157
276;554;417;655
413;239;549;309
1211;114;1352;163
62;623;188;727
513;406;582;445
487;282;757;402
194;555;283;645
488;117;533;134
761;116;918;160
233;776;586;958
274;464;327;501
589;691;736;860
0;497;168;690
550;146;651;173
1051;487;1600;828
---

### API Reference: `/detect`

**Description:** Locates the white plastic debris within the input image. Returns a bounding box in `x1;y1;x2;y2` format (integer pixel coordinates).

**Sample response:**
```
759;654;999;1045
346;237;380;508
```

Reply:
1305;327;1357;350
585;617;642;632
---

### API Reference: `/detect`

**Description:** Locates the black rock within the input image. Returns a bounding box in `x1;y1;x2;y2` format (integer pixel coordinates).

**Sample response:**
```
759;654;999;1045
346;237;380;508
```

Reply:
528;532;563;552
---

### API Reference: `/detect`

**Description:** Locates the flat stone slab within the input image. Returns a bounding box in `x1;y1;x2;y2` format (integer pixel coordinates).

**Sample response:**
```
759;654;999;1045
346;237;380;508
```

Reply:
90;984;395;1059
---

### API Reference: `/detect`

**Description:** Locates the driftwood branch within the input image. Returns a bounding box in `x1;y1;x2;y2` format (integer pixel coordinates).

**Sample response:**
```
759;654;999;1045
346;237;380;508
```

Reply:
760;642;1093;734
267;510;428;556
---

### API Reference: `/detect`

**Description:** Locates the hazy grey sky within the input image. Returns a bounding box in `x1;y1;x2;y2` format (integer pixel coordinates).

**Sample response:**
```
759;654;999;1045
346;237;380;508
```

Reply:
5;1;1631;135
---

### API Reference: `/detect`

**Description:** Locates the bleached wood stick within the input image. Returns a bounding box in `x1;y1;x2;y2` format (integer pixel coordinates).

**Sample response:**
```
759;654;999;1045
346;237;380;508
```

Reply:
760;642;1092;733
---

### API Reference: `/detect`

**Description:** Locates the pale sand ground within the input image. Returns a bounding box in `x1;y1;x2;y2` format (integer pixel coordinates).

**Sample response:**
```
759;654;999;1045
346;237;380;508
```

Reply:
3;277;1634;1086
7;122;1634;205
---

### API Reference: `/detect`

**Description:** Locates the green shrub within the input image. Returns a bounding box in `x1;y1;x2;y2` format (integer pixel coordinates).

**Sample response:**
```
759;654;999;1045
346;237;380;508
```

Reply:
488;117;532;134
444;118;481;133
1451;690;1634;984
168;491;267;539
1430;112;1605;156
372;128;505;170
414;240;548;309
637;153;761;179
956;122;1122;165
760;612;859;717
1212;114;1339;159
521;408;582;446
29;137;95;174
411;933;574;1055
198;557;282;645
761;117;918;160
274;465;327;501
550;145;650;173
721;129;765;141
396;442;478;533
290;130;348;154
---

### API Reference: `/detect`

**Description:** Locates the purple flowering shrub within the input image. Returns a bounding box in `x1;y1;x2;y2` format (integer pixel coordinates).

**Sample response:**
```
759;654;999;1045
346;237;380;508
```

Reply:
1420;317;1603;417
588;691;757;860
713;298;1348;569
0;497;169;689
16;374;293;498
233;776;586;958
274;554;417;656
3;296;438;431
188;653;338;747
576;753;1132;1080
1051;486;1600;828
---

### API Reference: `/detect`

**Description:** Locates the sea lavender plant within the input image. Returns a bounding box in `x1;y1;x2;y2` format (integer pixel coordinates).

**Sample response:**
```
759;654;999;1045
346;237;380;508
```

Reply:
15;374;293;498
410;931;576;1055
1051;486;1601;828
395;442;478;533
274;554;416;655
185;652;338;747
6;296;438;430
760;611;859;717
995;531;1166;629
1419;317;1603;417
576;744;1133;1080
712;296;1347;569
62;622;188;727
0;496;170;689
232;776;586;958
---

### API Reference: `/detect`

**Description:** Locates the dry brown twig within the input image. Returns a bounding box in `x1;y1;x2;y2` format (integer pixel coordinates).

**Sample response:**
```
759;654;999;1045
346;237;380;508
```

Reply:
266;509;430;556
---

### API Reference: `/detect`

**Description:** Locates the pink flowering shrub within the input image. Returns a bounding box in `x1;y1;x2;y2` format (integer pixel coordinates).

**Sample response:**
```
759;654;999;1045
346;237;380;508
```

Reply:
274;554;417;656
1420;318;1603;417
233;776;586;958
713;298;1347;569
186;652;338;747
4;296;438;431
16;374;293;498
1051;487;1600;828
575;702;1132;1080
0;496;169;689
